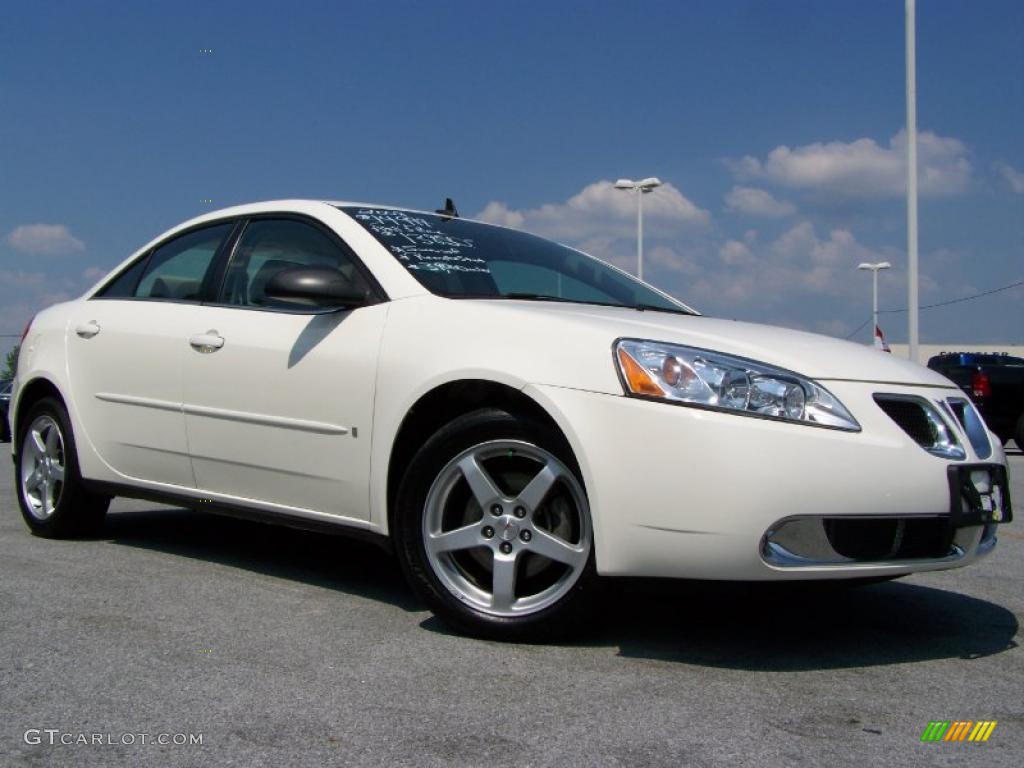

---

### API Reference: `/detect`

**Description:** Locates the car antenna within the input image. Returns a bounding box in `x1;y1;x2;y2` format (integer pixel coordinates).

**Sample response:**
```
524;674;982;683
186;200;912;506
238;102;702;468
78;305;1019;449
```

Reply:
435;198;459;219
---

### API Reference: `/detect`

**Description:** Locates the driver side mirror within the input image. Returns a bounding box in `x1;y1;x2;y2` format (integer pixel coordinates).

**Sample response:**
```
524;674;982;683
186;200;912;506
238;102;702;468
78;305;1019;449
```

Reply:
263;266;368;309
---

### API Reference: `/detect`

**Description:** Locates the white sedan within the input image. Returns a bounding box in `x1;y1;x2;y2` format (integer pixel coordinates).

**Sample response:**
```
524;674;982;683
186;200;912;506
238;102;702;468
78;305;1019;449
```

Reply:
9;200;1013;640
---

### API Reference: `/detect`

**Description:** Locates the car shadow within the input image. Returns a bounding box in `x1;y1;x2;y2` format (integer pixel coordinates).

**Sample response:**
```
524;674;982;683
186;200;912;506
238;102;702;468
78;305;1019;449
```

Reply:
288;311;350;368
101;506;421;612
576;577;1019;670
102;507;1018;670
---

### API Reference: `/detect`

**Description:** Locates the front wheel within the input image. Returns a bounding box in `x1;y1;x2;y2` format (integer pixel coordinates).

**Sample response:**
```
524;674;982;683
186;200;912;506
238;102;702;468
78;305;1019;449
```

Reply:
395;408;597;641
16;397;109;538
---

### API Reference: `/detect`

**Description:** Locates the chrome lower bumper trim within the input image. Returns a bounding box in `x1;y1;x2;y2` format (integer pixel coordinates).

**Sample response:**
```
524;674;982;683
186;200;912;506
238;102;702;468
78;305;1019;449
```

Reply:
762;539;966;568
760;513;985;568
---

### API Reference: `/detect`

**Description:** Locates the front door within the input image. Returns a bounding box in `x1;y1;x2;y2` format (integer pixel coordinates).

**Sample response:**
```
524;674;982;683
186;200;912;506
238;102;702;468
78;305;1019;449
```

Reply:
182;217;386;519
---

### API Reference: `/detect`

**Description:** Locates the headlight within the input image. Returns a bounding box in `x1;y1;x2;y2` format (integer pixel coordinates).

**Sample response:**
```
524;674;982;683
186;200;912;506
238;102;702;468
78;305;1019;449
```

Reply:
614;339;860;431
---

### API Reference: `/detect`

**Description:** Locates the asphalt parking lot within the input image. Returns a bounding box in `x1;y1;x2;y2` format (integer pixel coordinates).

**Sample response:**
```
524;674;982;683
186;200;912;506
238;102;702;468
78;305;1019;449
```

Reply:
0;446;1021;768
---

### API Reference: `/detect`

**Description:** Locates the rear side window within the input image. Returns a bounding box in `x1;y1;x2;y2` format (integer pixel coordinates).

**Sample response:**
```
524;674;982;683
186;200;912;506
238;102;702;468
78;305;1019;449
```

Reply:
95;257;150;298
133;223;233;302
219;218;371;308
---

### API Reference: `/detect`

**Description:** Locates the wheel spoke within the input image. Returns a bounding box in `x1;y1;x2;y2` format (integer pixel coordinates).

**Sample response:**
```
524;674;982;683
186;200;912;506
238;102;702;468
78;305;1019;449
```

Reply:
427;522;484;554
458;453;503;507
527;528;587;568
491;553;518;611
41;477;52;514
25;467;44;492
29;430;46;459
44;424;60;455
516;463;560;512
50;463;65;483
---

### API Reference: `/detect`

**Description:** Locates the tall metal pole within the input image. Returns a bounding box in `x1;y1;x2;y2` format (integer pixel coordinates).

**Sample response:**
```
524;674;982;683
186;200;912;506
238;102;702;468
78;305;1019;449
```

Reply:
872;269;879;341
615;178;661;281
906;0;919;362
636;189;644;281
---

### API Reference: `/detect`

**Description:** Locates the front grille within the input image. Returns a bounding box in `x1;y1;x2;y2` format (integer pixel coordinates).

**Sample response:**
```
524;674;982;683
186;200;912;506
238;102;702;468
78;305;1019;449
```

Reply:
875;397;937;447
874;394;966;460
823;517;952;560
948;400;967;428
946;397;992;460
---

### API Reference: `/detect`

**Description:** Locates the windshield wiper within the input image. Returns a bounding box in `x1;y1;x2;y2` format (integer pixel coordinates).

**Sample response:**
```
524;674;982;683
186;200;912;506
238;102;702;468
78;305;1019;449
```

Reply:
633;302;692;316
502;292;576;303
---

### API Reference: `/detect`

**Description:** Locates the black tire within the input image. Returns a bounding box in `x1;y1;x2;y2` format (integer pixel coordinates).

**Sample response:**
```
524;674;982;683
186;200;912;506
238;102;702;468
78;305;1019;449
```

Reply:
394;408;598;641
15;397;109;538
1014;413;1024;452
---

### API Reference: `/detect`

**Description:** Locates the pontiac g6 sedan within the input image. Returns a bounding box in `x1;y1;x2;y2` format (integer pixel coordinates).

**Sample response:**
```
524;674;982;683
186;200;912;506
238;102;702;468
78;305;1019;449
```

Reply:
10;200;1013;640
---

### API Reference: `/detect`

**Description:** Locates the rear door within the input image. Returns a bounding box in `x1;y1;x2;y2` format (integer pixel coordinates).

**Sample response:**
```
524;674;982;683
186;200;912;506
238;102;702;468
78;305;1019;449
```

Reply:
182;216;388;519
66;221;236;487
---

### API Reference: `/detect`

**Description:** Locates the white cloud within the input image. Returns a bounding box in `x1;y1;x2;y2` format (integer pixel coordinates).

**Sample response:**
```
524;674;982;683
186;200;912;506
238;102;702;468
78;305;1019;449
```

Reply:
475;202;525;229
687;221;907;310
647;245;701;276
728;130;971;198
0;269;47;287
724;186;796;217
475;179;710;241
718;239;755;266
6;224;85;255
82;266;108;284
768;222;886;291
997;162;1024;194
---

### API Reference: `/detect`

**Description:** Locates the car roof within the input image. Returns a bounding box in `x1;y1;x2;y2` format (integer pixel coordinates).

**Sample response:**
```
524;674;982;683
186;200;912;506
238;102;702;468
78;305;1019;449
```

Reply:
171;199;501;236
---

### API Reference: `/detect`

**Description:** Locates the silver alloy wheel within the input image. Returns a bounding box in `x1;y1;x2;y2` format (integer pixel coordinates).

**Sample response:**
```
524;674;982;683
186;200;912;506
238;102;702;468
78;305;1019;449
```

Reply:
422;439;591;618
20;415;67;521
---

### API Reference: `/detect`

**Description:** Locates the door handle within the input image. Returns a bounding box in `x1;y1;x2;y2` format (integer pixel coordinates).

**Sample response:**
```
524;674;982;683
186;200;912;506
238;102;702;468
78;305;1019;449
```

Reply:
75;321;101;338
189;331;225;353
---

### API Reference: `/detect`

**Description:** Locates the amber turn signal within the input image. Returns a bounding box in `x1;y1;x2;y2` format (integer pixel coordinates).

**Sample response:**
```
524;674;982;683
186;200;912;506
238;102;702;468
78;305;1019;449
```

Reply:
617;346;663;396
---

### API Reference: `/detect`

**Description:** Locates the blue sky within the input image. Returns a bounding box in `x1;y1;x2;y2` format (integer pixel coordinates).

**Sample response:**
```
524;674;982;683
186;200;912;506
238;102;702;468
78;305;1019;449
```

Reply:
1;0;1021;356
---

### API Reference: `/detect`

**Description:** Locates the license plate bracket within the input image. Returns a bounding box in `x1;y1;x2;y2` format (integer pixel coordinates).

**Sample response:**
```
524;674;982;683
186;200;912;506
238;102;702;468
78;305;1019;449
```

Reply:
947;463;1013;528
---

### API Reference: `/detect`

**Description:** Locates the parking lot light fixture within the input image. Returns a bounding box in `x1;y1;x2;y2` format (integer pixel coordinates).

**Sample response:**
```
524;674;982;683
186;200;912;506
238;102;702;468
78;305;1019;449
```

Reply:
614;177;662;281
858;261;892;343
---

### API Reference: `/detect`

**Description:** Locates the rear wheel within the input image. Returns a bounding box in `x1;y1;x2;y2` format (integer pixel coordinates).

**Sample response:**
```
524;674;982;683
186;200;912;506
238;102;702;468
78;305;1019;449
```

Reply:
16;397;109;538
395;408;596;641
1014;413;1024;452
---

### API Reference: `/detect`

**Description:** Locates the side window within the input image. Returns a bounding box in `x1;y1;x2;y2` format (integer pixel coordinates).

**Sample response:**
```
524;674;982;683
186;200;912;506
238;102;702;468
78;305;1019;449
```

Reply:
133;223;232;302
95;257;150;298
220;219;371;308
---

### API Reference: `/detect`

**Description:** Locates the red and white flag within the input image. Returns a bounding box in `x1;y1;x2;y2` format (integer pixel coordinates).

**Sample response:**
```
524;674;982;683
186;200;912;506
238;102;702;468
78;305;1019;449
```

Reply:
873;324;891;352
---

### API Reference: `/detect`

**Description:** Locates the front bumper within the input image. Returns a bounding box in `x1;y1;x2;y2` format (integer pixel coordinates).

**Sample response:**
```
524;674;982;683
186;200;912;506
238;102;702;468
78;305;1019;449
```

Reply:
528;380;1010;580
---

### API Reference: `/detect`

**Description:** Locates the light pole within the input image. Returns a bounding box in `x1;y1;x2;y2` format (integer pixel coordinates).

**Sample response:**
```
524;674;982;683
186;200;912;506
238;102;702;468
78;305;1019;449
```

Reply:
858;261;891;344
614;177;662;281
906;0;919;362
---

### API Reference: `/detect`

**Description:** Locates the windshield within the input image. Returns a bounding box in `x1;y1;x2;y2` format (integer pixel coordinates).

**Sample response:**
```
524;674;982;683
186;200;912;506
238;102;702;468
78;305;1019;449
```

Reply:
340;206;693;314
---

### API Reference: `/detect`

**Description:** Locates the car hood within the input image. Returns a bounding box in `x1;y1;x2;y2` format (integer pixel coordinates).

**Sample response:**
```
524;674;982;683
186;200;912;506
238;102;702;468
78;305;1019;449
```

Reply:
473;300;951;387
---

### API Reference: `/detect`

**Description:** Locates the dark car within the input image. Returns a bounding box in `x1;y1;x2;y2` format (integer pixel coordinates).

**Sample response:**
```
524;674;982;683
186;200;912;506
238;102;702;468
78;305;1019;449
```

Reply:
0;379;11;442
927;352;1024;448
